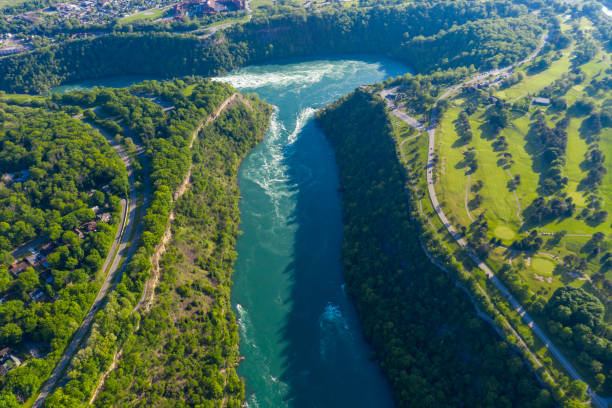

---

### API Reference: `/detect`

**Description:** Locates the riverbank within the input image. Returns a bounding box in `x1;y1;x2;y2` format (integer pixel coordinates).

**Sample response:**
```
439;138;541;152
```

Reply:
315;89;556;407
224;58;406;407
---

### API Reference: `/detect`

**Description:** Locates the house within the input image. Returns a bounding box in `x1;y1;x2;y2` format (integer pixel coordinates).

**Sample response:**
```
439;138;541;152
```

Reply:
0;348;21;376
41;271;54;285
84;221;97;232
74;228;85;239
29;289;44;302
98;212;112;223
25;250;42;267
13;170;30;183
1;173;13;184
532;97;550;106
90;205;100;213
9;261;28;277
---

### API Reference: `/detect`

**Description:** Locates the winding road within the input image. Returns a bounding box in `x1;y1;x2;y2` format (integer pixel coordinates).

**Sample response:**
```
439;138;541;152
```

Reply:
87;94;239;406
383;32;609;408
32;122;146;408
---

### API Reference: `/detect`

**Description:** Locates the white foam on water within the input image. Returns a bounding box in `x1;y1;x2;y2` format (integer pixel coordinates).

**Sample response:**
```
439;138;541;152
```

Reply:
245;394;260;408
319;302;352;361
236;303;253;348
214;60;363;90
603;5;612;17
242;108;294;219
287;107;316;146
242;106;318;223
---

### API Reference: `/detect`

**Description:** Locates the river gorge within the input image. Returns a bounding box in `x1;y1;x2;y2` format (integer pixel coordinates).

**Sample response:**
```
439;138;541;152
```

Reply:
218;57;407;408
52;56;408;408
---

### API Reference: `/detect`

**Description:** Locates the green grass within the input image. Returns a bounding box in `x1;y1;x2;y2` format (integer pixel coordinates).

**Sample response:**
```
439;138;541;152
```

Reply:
389;15;612;396
436;105;523;241
118;7;165;24
251;0;274;11
531;255;555;276
496;52;572;100
435;107;473;228
434;22;612;307
0;0;36;9
0;93;46;104
203;15;247;28
494;225;516;240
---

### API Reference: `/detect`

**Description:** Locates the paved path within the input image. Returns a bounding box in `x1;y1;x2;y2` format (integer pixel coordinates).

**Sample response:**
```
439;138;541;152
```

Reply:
87;94;239;406
465;173;474;222
32;122;144;408
385;32;609;408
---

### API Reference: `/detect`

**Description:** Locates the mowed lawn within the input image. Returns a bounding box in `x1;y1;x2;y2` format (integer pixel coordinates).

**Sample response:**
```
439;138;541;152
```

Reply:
0;0;33;8
437;104;523;241
496;50;572;101
435;106;473;229
118;7;165;24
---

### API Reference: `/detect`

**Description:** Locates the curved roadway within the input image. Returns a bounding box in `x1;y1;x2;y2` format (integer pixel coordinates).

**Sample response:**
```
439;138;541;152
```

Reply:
32;123;143;408
384;33;608;408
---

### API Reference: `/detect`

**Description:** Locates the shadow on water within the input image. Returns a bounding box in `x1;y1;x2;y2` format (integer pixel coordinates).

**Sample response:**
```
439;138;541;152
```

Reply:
276;120;394;408
226;57;408;408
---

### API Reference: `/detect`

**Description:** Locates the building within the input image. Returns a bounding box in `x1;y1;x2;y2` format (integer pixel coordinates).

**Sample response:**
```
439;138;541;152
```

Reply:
40;242;55;255
29;289;45;302
25;250;42;267
0;348;21;376
172;0;244;18
41;271;54;285
9;261;28;277
98;212;112;223
532;97;550;106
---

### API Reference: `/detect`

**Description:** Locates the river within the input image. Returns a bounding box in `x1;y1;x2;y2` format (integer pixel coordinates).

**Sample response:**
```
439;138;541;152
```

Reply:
216;57;407;408
51;56;408;408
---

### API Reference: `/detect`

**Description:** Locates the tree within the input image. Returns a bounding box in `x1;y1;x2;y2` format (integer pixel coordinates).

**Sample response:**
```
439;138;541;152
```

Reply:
0;323;22;345
18;267;39;294
566;380;587;401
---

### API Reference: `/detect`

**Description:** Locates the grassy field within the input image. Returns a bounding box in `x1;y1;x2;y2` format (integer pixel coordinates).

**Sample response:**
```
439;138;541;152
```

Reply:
389;98;584;397
0;0;33;9
434;15;612;307
250;0;275;12
118;7;165;24
386;12;612;397
496;52;573;101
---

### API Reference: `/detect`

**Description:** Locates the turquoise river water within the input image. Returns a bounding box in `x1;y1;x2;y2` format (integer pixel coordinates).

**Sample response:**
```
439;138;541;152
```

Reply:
216;57;407;408
52;56;408;407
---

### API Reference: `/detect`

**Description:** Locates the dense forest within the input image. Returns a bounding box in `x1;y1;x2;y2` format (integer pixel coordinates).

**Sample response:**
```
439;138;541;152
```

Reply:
39;79;246;407
315;89;554;407
0;78;265;406
93;95;272;407
0;104;126;405
0;0;543;93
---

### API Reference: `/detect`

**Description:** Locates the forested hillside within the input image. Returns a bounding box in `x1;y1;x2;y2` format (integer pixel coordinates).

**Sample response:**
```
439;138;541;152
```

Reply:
0;0;543;93
0;105;126;405
92;95;272;407
315;89;554;407
0;78;270;407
